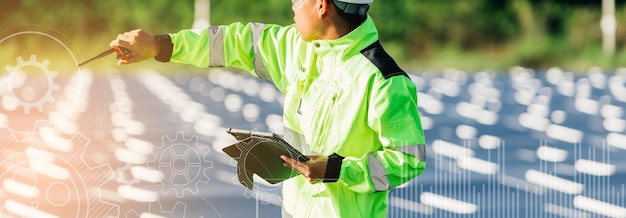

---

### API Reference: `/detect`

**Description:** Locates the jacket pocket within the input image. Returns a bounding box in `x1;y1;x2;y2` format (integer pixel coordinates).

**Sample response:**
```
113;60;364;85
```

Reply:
309;92;337;150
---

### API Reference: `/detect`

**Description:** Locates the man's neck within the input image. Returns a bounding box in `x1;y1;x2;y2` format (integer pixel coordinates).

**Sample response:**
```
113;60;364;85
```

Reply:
319;17;360;40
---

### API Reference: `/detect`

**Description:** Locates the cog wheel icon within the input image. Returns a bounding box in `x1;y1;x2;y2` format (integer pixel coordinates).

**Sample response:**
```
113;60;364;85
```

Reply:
125;200;188;218
92;104;112;143
116;163;141;186
92;103;122;143
0;121;119;217
229;162;283;204
149;131;213;198
3;54;60;113
227;132;288;204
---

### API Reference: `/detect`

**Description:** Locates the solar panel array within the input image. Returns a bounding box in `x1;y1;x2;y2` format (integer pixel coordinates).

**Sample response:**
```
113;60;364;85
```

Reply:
0;64;625;217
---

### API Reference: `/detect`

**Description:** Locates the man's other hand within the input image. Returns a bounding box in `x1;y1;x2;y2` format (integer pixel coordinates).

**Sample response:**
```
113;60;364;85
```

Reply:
281;154;328;184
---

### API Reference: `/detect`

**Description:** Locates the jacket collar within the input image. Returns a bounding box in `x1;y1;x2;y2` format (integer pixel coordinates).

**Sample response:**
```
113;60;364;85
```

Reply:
310;16;379;59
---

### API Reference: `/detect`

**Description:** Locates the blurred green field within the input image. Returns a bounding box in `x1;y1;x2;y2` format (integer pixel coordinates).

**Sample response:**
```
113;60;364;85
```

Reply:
2;0;626;73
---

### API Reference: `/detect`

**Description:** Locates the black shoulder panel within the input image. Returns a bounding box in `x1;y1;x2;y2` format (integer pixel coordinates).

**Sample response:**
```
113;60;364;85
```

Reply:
360;41;409;80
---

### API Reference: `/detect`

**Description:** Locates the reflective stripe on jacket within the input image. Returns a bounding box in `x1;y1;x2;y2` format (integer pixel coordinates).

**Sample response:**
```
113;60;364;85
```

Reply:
169;16;426;218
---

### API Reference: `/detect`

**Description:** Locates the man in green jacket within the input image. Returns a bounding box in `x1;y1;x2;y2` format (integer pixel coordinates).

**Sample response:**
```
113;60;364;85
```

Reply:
110;0;426;217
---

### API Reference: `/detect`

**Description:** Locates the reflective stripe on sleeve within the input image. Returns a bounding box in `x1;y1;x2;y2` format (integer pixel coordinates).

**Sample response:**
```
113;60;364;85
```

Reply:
208;26;225;67
250;23;271;82
396;144;426;162
367;154;390;191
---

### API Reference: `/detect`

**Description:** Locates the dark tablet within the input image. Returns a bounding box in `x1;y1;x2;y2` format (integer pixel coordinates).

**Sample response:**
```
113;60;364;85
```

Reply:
223;128;309;189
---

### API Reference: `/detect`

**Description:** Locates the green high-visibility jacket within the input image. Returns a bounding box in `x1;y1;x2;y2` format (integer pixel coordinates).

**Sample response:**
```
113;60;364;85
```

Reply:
168;16;426;218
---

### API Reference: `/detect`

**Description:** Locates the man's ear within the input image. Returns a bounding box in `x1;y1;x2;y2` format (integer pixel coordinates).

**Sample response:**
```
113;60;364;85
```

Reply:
318;0;329;18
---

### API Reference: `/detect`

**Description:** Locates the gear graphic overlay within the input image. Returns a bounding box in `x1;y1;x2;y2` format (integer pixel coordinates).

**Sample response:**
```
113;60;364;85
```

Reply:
1;27;88;119
92;102;132;144
125;200;188;218
3;54;60;113
116;163;141;186
149;131;213;198
0;121;118;217
226;129;304;204
92;103;115;143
